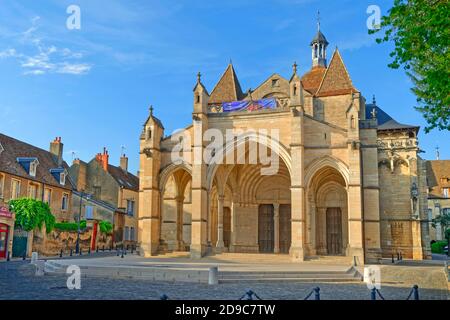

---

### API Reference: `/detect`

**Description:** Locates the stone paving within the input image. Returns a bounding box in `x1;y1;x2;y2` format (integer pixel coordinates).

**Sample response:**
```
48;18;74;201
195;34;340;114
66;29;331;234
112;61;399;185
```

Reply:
0;260;448;300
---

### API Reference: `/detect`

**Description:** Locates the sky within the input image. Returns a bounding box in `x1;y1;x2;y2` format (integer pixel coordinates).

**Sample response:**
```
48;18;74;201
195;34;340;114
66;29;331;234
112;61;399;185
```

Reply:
0;0;448;174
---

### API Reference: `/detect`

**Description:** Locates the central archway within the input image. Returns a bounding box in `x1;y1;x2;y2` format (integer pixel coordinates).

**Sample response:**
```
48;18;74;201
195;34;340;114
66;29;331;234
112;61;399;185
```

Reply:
208;136;292;254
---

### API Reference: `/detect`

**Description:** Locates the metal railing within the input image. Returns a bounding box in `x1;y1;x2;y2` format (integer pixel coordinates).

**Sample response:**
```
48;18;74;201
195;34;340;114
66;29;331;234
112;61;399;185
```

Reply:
160;285;421;301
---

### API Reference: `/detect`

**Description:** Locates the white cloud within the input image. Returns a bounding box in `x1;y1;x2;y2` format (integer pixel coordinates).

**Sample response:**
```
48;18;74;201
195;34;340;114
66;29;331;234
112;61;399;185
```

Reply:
0;16;92;76
57;63;91;75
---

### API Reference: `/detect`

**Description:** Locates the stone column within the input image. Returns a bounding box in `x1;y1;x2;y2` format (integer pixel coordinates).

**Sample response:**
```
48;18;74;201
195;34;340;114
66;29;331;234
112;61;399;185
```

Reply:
289;90;305;261
216;195;225;252
230;193;239;252
273;203;280;253
176;196;185;251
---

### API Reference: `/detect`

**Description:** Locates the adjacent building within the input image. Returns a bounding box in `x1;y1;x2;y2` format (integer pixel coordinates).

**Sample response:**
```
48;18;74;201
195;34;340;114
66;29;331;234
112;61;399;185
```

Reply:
426;160;450;241
69;148;139;247
0;135;74;258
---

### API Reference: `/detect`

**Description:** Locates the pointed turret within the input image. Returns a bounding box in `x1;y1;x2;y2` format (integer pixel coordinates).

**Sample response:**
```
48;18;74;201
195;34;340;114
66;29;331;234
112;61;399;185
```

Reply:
209;63;244;104
193;71;209;114
289;62;304;108
310;11;329;68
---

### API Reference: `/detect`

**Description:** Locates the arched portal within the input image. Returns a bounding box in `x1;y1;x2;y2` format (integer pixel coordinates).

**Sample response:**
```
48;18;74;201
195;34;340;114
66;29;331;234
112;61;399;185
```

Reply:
306;165;349;256
159;166;192;252
209;138;292;254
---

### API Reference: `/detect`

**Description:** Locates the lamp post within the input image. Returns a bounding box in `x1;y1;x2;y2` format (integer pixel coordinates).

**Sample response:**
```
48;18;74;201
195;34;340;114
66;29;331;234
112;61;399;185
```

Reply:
75;191;90;254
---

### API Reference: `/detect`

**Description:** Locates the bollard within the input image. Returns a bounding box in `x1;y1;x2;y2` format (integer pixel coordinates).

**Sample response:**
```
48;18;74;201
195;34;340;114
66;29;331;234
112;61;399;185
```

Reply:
208;266;219;285
314;287;320;300
109;246;112;252
6;252;10;261
371;288;376;300
103;245;105;252
79;248;82;256
413;285;419;300
121;250;124;259
127;245;129;251
31;252;38;263
70;249;73;257
397;252;400;261
391;254;394;263
96;247;99;253
160;294;169;300
22;252;26;260
60;249;63;258
117;249;120;257
88;247;91;255
131;246;134;254
400;252;403;261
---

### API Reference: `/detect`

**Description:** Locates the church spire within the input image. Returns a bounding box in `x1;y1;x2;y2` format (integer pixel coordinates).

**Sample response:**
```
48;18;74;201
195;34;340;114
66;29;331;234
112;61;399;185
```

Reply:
311;11;329;68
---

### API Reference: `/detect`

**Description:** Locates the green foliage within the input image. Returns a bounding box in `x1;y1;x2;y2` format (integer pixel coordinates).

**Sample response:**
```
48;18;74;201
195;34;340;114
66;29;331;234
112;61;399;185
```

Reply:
54;220;87;232
432;211;450;230
445;228;450;240
9;198;55;233
99;220;113;234
431;240;447;253
370;0;450;132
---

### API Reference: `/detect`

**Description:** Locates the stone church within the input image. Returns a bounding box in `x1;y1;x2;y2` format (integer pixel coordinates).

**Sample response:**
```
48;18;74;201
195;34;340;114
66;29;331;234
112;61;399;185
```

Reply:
138;25;431;264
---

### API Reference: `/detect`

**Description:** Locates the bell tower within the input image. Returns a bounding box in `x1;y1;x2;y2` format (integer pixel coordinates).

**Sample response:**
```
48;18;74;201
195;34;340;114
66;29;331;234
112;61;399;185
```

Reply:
311;11;329;68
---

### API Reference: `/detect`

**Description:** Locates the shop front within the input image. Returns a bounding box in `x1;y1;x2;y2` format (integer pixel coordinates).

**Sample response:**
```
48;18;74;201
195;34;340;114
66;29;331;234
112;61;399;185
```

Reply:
0;206;15;260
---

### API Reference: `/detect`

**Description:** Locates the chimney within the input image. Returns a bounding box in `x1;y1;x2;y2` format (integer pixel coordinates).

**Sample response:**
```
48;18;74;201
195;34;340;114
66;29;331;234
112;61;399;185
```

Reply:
120;154;128;172
50;137;63;166
95;147;109;171
72;158;87;191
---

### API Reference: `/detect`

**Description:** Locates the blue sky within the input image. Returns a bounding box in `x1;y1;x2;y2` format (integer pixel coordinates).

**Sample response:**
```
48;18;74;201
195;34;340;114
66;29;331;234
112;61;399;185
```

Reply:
0;0;448;174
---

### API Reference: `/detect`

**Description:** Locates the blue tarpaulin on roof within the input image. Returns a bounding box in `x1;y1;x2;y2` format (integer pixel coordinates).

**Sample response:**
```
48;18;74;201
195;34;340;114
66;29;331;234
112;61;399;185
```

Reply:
222;98;277;112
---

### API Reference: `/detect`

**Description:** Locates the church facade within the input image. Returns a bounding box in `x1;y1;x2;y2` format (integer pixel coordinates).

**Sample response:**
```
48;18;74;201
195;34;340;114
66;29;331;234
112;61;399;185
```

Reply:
138;27;431;264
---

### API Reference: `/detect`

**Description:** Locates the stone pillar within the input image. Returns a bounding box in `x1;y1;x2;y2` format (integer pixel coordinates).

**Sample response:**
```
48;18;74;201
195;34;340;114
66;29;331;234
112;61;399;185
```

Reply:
216;195;225;252
230;193;239;252
176;196;185;251
289;77;305;261
190;77;209;259
273;203;280;253
138;107;163;257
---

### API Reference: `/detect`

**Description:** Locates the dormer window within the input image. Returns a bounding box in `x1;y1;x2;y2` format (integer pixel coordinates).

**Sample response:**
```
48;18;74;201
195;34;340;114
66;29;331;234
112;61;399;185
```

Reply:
50;168;67;186
17;157;39;177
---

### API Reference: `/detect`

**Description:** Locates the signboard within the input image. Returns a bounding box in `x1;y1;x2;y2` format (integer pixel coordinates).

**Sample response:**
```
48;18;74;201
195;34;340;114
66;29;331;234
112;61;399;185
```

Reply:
0;206;12;219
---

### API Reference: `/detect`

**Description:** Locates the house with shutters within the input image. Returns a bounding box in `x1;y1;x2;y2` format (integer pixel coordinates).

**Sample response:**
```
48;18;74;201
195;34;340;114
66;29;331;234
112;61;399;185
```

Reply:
0;134;75;258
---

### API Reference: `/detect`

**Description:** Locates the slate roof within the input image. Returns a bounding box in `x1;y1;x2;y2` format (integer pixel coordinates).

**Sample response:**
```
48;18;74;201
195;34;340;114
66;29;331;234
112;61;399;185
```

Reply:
209;64;245;104
311;30;329;45
107;164;139;192
365;104;419;132
426;160;450;199
0;133;74;190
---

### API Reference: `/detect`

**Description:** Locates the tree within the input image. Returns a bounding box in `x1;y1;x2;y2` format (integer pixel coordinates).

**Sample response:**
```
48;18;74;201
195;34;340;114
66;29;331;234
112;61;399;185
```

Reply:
9;198;55;233
431;211;450;237
370;0;450;132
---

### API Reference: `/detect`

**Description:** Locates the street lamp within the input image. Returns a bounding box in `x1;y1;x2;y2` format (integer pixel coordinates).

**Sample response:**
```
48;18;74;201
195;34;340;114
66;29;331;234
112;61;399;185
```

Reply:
75;191;90;254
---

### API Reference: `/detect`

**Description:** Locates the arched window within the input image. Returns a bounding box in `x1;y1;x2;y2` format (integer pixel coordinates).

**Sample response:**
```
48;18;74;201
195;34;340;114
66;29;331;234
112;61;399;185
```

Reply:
147;128;152;140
